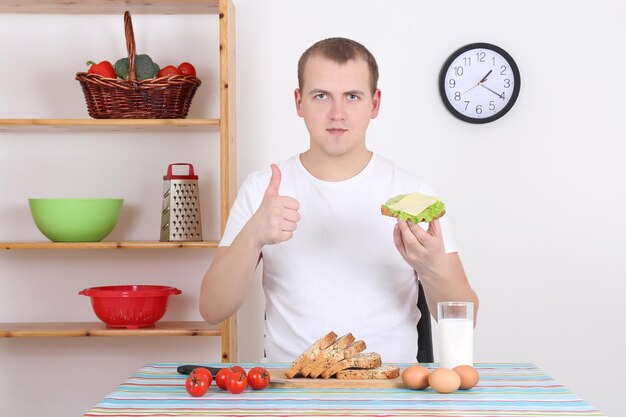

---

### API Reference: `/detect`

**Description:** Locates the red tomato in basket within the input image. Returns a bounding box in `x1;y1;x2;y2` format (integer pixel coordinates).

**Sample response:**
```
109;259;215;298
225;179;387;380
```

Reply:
178;62;197;76
247;367;270;390
190;368;213;386
185;374;209;397
158;65;182;77
215;368;232;390
230;365;247;377
226;371;248;394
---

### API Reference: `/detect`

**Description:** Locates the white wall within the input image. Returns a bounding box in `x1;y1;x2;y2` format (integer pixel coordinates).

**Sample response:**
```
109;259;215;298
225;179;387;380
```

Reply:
1;1;624;416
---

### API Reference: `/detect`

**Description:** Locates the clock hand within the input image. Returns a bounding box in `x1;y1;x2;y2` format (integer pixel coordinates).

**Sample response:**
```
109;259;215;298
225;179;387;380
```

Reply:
460;84;480;96
479;70;493;84
461;70;495;96
480;84;504;99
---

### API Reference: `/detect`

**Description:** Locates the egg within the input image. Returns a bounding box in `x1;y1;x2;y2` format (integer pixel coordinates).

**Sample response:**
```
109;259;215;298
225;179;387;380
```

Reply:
428;368;461;393
453;365;480;390
401;365;431;390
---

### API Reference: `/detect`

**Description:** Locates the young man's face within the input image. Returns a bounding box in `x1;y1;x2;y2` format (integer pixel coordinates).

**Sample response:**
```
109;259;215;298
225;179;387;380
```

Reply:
295;54;381;158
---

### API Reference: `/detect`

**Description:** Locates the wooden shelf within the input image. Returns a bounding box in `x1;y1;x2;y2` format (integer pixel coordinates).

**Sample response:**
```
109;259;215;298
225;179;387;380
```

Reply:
0;0;220;14
0;118;220;132
0;0;238;360
0;321;221;337
1;241;219;250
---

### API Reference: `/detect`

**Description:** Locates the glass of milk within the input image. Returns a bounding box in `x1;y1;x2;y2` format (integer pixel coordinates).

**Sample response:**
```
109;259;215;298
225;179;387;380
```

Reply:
437;301;474;369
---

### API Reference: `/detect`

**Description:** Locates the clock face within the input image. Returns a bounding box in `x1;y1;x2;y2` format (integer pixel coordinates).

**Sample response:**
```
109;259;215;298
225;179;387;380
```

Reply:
439;43;521;123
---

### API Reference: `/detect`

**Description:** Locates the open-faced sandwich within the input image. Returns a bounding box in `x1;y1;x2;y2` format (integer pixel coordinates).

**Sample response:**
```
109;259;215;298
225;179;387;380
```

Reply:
381;191;446;223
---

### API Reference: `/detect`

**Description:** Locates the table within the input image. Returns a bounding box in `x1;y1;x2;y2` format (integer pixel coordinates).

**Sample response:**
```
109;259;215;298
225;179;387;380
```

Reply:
84;363;605;416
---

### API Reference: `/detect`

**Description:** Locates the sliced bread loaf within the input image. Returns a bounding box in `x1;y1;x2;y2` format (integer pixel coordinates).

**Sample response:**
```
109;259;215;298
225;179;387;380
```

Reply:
283;331;337;378
309;339;366;378
300;332;355;377
335;365;400;380
320;352;381;379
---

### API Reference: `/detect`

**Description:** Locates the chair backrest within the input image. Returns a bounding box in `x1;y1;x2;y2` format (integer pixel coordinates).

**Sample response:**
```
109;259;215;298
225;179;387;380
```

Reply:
416;281;434;363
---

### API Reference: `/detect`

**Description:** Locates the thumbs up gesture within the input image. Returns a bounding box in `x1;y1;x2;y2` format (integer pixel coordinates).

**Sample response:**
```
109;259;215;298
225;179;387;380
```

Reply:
249;164;300;246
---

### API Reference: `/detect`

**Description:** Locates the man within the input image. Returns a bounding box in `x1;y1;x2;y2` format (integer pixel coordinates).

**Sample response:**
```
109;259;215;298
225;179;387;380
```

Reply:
200;37;478;363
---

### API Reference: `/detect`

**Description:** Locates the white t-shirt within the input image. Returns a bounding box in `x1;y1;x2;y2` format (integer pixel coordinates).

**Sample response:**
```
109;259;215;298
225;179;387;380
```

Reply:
220;153;458;363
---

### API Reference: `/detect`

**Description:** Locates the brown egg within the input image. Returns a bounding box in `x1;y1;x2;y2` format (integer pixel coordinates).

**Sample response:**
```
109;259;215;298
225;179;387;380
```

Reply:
428;368;461;394
401;365;431;390
453;365;480;390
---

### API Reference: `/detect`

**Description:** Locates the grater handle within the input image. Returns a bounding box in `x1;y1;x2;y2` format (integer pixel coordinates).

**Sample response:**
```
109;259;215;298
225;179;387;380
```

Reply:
163;163;198;180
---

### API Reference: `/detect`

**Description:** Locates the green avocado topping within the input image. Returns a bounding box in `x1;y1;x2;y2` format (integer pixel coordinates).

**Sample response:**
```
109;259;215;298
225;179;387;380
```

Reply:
382;193;446;223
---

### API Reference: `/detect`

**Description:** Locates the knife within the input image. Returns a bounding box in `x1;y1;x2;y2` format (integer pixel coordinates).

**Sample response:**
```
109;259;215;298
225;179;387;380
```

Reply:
176;364;287;384
177;364;223;377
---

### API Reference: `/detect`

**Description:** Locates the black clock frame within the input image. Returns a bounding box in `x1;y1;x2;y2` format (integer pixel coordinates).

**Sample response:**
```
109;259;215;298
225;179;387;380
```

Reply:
439;42;521;124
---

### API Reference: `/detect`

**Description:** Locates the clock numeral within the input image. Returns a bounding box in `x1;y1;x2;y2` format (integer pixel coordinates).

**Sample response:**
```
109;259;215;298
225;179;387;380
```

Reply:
500;91;506;100
448;79;456;88
454;92;461;101
504;78;511;88
464;101;470;111
475;105;483;115
463;57;471;66
454;66;464;76
475;52;486;62
489;101;496;111
500;65;507;76
491;57;496;66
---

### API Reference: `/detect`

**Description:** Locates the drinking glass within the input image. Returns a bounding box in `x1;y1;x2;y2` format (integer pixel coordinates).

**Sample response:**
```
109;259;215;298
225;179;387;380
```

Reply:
437;301;474;369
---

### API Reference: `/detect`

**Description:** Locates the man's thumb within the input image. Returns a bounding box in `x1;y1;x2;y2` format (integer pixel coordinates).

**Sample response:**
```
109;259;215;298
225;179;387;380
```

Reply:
265;163;281;196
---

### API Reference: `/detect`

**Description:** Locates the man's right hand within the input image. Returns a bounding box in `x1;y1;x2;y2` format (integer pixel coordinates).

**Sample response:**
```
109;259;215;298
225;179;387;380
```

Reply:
248;163;300;246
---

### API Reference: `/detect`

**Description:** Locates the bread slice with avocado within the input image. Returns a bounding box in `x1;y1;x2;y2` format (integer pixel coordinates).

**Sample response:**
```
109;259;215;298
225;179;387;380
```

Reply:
381;192;446;223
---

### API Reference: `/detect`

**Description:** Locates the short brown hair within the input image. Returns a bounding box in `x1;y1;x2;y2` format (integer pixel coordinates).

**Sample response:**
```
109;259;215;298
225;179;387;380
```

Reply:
297;37;379;96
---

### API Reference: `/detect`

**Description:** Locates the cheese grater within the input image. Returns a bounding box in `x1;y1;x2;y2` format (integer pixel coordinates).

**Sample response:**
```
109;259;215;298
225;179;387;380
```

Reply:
160;163;203;242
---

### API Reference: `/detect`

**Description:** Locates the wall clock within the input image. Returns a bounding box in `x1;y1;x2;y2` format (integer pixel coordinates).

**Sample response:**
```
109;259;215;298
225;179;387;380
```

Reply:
439;43;520;123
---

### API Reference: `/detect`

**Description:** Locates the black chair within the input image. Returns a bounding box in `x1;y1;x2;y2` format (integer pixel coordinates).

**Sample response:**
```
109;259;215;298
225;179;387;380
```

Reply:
417;281;434;363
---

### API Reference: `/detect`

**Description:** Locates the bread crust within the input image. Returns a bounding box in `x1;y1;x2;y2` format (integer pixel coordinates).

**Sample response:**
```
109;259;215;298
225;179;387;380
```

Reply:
309;339;366;378
381;205;446;222
284;331;337;378
300;333;355;377
320;352;381;379
335;365;400;380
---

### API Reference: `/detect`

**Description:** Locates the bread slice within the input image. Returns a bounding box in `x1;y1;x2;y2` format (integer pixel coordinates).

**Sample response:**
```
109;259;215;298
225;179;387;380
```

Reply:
320;352;381;379
283;331;337;378
381;192;446;223
308;338;365;378
335;365;400;380
300;333;355;377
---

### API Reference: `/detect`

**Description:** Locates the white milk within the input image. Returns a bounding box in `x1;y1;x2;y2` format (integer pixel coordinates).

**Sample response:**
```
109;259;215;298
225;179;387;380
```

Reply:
438;318;473;369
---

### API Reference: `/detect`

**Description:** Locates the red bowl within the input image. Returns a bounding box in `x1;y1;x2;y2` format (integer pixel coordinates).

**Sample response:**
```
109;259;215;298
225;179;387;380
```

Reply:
79;285;182;329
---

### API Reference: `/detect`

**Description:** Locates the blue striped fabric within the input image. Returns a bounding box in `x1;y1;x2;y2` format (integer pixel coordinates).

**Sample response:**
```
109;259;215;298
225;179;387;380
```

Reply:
84;362;605;416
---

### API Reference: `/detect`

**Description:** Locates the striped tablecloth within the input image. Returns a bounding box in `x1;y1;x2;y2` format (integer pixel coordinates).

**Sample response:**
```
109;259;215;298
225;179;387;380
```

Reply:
84;362;605;416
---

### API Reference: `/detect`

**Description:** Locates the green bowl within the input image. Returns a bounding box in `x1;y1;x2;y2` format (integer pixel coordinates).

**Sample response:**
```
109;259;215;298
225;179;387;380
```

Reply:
28;198;124;242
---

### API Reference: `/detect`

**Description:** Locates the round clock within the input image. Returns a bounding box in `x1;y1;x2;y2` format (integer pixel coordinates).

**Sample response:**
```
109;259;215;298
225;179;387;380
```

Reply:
439;43;521;123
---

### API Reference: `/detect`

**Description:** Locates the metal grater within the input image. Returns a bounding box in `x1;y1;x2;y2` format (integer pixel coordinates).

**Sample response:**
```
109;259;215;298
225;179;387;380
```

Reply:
160;163;203;242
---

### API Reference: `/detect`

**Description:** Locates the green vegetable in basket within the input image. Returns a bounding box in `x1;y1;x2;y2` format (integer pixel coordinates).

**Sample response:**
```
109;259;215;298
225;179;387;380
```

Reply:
114;54;160;81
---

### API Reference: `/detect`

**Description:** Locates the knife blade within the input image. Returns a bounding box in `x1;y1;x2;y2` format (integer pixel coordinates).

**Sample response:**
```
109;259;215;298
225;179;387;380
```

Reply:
176;364;223;377
176;364;287;384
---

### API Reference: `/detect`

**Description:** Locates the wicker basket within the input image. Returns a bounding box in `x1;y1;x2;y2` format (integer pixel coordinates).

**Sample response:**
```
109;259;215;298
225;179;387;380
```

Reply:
76;11;201;119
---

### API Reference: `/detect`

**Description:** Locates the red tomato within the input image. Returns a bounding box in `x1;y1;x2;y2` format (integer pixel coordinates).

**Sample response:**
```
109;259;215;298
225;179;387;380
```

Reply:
215;368;232;391
185;374;209;397
190;368;213;386
178;62;196;76
158;65;182;77
247;367;270;390
230;365;247;377
226;371;248;394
